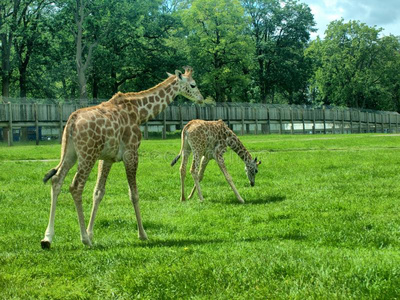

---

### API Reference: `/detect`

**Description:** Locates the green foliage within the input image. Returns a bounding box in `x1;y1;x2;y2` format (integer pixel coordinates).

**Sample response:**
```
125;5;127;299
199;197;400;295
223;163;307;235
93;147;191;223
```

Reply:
1;1;400;111
243;0;316;104
307;19;400;110
181;0;254;102
1;134;400;298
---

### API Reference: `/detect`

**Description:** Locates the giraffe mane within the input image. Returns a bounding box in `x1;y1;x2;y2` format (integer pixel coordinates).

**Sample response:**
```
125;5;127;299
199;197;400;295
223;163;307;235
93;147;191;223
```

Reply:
110;75;177;101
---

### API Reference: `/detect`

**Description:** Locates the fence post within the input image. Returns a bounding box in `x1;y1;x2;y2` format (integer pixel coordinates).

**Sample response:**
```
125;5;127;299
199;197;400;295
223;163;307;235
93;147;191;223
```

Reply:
290;107;294;134
358;110;362;133
332;109;336;134
195;104;201;119
34;103;39;145
241;106;245;135
389;114;392;133
312;109;316;134
179;105;184;130
302;109;306;134
279;108;283;134
144;122;149;140
162;110;167;139
382;114;385;133
350;109;353;133
323;106;327;134
341;109;345;134
374;113;377;133
267;108;271;134
8;103;13;146
59;103;63;144
366;112;370;133
254;107;258;135
396;114;399;133
226;105;231;129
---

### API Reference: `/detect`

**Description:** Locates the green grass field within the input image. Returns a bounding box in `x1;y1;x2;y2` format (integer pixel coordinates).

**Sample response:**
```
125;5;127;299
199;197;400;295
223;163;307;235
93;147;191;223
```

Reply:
1;134;400;299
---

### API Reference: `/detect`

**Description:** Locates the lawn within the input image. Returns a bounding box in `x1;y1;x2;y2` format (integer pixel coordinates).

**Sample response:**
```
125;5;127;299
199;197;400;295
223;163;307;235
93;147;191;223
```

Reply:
0;134;400;299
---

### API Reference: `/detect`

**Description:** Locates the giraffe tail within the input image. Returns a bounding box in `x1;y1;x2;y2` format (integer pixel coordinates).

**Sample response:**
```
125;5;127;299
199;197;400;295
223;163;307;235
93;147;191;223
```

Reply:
43;114;75;184
171;154;181;167
171;123;188;167
43;169;57;184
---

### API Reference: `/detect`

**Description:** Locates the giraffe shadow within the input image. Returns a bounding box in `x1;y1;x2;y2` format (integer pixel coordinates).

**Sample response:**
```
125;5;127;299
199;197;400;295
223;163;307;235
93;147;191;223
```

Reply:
245;195;286;205
218;194;286;205
92;235;276;250
134;237;226;248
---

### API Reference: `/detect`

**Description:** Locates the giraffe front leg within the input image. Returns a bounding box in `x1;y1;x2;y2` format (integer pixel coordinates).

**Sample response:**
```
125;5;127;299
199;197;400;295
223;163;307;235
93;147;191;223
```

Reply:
190;153;204;202
216;156;245;204
87;160;112;243
41;159;75;249
124;149;147;240
188;156;209;200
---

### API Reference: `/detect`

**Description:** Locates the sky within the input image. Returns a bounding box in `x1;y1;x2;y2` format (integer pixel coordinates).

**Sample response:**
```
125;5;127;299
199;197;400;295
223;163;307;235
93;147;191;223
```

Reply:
300;0;400;39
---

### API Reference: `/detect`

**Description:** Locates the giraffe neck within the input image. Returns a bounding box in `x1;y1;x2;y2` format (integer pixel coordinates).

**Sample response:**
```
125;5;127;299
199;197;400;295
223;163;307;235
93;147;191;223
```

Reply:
110;76;180;124
226;129;252;163
136;76;179;124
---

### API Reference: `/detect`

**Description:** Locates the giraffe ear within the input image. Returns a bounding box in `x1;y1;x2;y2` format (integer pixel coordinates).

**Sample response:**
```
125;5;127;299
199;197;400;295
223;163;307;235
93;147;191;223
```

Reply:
175;70;183;80
166;72;174;77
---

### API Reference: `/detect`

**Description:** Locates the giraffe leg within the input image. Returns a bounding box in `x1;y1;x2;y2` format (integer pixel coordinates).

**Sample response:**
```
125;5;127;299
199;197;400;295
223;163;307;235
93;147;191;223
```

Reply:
216;156;245;204
179;149;190;202
41;157;76;249
70;160;96;246
86;160;112;243
124;149;147;240
188;156;209;200
190;152;204;202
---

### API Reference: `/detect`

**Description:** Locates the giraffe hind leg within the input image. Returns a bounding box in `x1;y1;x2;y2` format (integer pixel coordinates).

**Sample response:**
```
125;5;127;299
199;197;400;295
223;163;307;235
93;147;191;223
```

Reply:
41;149;77;249
179;149;191;201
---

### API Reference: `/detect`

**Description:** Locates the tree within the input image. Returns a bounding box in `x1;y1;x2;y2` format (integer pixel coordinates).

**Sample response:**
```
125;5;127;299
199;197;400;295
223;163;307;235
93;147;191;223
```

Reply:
74;0;96;104
181;0;253;102
242;0;315;103
88;0;184;99
307;20;400;110
0;0;29;99
13;0;48;98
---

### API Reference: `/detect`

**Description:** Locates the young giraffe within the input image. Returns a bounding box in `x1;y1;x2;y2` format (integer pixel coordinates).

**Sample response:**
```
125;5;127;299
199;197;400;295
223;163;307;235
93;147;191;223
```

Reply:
41;67;203;249
171;119;261;203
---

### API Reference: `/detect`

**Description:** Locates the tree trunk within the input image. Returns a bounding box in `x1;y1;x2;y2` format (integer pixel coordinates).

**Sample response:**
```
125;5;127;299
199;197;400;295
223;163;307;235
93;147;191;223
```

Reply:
1;34;12;99
19;57;29;98
75;0;95;106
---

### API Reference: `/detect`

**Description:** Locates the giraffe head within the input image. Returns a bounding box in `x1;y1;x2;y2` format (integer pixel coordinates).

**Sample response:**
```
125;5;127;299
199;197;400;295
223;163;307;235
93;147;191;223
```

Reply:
169;66;204;103
245;157;261;187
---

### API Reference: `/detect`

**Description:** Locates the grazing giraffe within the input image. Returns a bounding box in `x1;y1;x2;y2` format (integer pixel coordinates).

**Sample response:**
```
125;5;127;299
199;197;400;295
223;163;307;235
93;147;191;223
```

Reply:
41;67;203;249
171;119;261;203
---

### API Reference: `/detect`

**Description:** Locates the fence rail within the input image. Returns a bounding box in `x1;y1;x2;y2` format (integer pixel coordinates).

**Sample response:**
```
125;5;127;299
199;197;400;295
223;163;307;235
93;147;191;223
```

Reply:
0;102;399;146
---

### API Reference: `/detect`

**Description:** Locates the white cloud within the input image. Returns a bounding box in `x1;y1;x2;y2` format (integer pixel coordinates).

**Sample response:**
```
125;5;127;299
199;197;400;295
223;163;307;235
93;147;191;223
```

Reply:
301;0;400;38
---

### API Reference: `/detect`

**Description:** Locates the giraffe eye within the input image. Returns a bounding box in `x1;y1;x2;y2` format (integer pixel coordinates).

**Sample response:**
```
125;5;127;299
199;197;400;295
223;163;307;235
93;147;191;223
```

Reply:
190;84;196;89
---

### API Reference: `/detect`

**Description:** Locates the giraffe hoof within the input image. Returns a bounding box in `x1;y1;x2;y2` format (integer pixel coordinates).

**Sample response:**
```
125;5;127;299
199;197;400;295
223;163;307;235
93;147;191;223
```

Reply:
41;240;51;249
81;238;92;247
139;232;148;241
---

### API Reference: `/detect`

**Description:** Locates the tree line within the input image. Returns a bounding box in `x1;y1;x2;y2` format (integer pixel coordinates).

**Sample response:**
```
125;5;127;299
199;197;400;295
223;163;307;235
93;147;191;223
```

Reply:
1;0;400;111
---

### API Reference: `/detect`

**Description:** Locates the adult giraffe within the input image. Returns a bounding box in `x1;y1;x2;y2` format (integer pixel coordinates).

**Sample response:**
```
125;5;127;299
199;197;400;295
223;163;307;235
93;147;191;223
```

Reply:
41;67;203;249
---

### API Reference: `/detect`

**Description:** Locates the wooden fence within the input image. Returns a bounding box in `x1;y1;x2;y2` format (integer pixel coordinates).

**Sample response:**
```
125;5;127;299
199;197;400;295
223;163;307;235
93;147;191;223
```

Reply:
0;102;399;146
